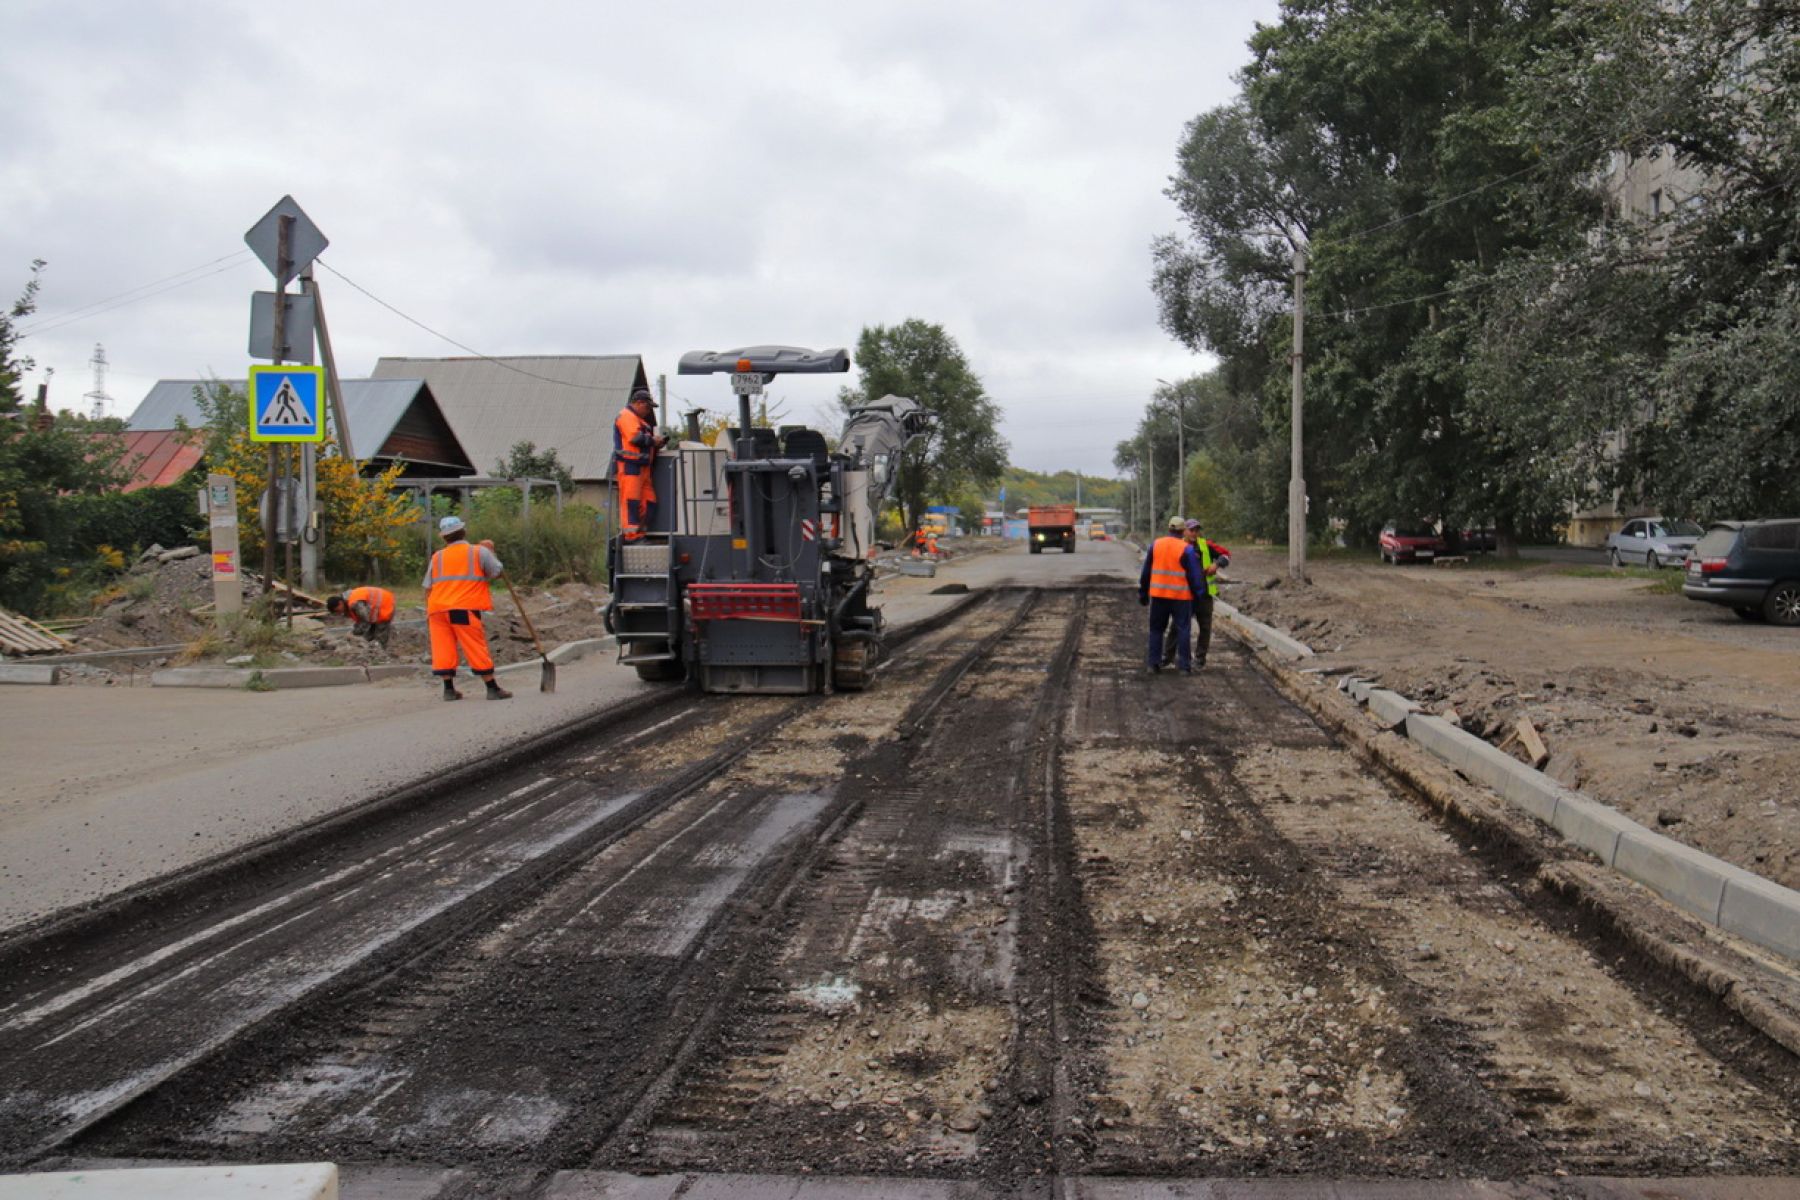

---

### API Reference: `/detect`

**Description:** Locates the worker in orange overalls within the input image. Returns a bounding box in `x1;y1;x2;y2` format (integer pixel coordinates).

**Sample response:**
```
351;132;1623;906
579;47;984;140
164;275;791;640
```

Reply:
326;586;397;648
611;387;667;542
424;515;510;701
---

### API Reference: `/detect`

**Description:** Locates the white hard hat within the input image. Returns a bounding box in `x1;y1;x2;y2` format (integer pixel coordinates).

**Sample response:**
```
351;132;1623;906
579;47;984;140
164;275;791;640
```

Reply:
438;515;465;535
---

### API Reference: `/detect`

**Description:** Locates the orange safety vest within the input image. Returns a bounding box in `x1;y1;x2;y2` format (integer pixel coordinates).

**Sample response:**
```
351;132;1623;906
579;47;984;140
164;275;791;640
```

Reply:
425;541;494;613
344;586;396;623
1147;535;1194;601
613;406;657;471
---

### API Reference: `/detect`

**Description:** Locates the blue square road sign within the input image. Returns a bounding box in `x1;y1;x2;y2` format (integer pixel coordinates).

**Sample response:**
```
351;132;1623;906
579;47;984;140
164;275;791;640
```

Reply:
249;366;326;443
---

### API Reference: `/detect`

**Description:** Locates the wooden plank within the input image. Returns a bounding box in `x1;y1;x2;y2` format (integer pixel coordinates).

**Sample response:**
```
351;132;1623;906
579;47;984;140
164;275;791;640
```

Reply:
1515;715;1550;769
0;607;73;655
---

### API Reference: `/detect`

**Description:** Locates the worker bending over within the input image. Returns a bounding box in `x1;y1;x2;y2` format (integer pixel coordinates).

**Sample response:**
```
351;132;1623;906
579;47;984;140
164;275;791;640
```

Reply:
326;586;397;648
612;387;667;542
1139;516;1208;674
424;515;511;701
1160;518;1220;670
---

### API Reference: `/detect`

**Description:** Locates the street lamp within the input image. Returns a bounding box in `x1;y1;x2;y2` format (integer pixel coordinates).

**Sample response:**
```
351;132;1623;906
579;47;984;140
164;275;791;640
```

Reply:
1157;378;1184;520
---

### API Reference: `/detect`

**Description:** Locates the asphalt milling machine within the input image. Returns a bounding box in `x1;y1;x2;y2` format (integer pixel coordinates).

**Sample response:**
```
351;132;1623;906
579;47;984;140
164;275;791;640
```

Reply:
604;345;932;694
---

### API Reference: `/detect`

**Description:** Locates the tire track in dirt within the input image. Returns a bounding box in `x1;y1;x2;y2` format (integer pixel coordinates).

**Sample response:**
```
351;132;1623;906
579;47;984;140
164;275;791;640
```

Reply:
629;593;1085;1181
1059;591;1800;1179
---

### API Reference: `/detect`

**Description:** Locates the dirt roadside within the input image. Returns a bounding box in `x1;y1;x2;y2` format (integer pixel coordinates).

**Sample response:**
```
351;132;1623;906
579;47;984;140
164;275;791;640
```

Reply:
1221;547;1800;891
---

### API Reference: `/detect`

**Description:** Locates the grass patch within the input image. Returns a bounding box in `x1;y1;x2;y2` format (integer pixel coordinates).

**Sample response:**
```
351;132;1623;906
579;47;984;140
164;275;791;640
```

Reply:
1559;564;1686;593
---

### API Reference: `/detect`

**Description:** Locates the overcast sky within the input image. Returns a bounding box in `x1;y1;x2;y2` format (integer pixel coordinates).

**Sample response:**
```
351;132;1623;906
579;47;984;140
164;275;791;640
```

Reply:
3;0;1278;478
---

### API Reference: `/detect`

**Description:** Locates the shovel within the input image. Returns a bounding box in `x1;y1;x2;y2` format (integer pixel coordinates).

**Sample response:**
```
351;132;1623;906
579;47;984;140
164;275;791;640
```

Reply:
500;576;556;693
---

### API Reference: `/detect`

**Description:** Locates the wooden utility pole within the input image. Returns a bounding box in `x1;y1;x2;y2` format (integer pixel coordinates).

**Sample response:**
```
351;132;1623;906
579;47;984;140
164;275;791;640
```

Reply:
1288;246;1308;583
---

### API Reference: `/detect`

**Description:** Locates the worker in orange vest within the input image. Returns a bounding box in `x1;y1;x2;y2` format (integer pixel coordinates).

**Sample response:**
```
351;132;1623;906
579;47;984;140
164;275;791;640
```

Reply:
424;515;511;701
326;586;397;648
612;387;667;542
1138;516;1208;674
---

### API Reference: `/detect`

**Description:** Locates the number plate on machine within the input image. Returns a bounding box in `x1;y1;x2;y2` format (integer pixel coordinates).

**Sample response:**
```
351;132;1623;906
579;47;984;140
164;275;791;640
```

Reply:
730;372;768;394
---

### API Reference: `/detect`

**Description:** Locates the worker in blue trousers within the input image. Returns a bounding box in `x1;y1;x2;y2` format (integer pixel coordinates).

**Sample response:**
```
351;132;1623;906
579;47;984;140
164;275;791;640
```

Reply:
1138;516;1209;674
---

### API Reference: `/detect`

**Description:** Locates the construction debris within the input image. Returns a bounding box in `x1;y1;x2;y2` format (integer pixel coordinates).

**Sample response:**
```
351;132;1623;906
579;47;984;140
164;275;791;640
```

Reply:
0;607;73;656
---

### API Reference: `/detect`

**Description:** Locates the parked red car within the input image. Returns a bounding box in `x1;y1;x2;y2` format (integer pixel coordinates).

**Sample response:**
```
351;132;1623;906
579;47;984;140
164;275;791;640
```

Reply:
1379;521;1447;564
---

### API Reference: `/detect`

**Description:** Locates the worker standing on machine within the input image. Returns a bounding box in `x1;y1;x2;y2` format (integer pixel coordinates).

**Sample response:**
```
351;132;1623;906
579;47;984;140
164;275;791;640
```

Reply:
1160;518;1220;670
424;516;511;702
326;586;397;648
612;387;667;542
1139;516;1207;674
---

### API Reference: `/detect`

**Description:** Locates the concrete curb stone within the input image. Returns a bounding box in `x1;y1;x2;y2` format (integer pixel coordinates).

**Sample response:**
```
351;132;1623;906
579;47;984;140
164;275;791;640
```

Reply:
1225;604;1800;967
151;668;253;689
262;666;370;689
0;664;61;685
365;665;425;682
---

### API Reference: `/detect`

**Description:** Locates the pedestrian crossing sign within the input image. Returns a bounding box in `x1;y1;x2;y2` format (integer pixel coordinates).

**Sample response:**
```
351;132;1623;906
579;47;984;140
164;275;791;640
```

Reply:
248;365;327;442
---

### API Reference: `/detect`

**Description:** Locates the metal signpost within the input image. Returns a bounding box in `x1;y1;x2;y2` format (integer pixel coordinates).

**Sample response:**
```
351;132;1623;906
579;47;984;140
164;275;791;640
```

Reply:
245;197;331;606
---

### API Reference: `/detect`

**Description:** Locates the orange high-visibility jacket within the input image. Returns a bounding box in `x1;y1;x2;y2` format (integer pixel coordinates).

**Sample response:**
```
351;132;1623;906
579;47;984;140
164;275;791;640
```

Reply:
613;407;657;471
1147;535;1195;601
344;586;396;624
424;541;499;613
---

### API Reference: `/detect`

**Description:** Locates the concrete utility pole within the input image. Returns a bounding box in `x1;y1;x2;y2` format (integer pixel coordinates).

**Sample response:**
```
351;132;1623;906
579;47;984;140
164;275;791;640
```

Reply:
1288;246;1308;583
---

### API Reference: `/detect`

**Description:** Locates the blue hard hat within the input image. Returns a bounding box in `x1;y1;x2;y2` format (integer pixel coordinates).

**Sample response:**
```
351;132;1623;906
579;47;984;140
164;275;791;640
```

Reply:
438;515;465;535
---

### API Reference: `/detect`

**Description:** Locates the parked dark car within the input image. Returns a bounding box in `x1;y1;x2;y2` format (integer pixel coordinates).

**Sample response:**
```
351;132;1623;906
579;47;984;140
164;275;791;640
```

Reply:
1682;519;1800;625
1379;521;1447;564
1453;526;1496;554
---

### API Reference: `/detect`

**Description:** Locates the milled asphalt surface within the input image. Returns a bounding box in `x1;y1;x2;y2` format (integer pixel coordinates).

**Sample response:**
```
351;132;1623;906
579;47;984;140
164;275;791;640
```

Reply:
0;541;1130;935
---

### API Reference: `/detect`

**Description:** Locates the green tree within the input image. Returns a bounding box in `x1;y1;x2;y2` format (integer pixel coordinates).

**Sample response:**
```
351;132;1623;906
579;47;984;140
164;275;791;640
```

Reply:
0;260;44;414
493;440;576;493
837;319;1008;533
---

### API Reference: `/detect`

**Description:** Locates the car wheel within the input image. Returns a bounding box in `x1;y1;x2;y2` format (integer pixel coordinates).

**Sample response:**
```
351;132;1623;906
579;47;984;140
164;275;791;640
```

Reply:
1647;551;1661;570
1764;582;1800;627
1734;607;1765;622
1608;548;1621;568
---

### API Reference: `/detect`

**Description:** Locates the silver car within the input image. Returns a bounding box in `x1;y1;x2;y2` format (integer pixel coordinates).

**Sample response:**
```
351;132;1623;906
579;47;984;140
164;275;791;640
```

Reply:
1606;517;1704;568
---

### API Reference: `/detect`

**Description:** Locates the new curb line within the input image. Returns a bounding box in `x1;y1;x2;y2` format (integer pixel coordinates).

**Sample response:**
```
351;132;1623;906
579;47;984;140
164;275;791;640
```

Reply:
1216;600;1800;967
151;636;619;691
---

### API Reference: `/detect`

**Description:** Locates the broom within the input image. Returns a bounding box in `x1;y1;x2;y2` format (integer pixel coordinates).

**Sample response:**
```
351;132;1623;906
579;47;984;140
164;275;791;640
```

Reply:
500;576;556;693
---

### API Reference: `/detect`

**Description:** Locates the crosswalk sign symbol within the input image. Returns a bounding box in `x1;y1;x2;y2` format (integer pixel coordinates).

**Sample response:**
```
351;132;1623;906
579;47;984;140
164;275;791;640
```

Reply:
248;365;326;443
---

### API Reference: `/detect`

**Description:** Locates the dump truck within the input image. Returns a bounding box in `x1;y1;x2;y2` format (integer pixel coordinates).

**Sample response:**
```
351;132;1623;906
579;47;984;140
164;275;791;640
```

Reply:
1027;504;1077;554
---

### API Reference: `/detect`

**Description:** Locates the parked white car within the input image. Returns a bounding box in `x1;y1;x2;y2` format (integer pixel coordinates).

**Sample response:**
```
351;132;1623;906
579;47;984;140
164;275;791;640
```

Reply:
1606;517;1704;568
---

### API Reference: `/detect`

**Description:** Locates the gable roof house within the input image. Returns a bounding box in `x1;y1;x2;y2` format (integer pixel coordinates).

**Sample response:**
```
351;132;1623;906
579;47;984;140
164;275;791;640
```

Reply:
369;356;649;506
127;378;475;478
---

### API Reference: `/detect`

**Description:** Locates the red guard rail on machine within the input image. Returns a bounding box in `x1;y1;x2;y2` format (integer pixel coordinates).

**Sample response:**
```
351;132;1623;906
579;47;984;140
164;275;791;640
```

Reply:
687;582;805;623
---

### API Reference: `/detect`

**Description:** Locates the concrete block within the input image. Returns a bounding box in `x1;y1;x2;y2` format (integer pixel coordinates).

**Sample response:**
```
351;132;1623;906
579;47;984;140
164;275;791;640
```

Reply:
1545;791;1636;866
1613;828;1730;924
0;1162;337;1198
1366;688;1420;727
365;664;425;682
1347;678;1373;703
1405;714;1563;824
1717;870;1800;963
151;667;254;689
0;663;61;685
263;666;369;689
1216;602;1314;661
548;636;613;666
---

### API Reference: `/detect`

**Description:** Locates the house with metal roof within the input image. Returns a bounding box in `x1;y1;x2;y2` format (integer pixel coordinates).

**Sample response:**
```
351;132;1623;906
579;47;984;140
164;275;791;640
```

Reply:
369;356;649;506
127;378;475;477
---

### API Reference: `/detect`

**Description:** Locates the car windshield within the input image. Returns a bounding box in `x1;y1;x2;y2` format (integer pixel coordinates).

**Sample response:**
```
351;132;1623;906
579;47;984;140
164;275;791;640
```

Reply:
1663;521;1704;537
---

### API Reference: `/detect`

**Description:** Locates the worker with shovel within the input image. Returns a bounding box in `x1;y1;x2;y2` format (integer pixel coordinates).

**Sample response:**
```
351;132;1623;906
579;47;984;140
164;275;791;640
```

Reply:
424;515;511;701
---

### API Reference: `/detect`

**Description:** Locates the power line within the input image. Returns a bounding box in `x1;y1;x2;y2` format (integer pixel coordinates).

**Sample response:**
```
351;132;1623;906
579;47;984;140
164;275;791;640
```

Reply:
315;257;619;395
18;252;257;339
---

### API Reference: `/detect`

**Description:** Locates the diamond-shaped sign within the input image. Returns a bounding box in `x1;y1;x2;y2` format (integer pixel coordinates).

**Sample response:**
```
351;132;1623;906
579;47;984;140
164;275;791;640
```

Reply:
244;195;328;287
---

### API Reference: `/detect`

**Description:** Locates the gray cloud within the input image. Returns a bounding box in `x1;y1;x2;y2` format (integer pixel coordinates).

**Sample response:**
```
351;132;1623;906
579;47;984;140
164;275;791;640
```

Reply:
2;0;1277;474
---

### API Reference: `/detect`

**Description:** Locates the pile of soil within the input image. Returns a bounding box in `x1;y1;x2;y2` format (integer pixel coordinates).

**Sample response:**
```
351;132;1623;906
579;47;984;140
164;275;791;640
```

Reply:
1222;547;1800;890
60;546;609;675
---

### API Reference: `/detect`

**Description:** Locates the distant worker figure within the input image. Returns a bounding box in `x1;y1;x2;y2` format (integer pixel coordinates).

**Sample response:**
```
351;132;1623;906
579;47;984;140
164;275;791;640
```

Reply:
326;586;396;648
424;516;511;702
1159;519;1220;670
1139;516;1208;674
612;387;668;542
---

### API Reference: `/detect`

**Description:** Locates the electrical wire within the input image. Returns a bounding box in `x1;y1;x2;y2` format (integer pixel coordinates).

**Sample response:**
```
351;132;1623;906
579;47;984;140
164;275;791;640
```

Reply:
17;252;258;339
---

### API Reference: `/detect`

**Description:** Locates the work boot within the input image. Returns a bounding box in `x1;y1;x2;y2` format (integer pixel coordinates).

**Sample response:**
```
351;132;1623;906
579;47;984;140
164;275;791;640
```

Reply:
443;683;464;702
486;681;513;700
